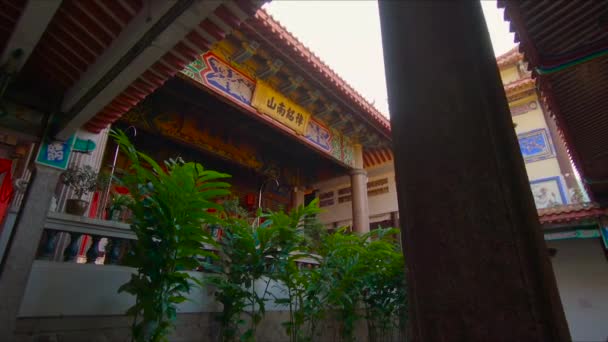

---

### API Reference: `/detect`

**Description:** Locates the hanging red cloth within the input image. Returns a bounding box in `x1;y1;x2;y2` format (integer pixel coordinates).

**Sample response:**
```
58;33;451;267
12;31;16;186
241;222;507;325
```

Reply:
0;159;14;231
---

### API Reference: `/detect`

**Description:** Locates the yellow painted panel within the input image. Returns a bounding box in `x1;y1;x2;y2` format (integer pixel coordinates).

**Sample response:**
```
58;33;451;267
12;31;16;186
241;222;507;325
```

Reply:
513;109;547;135
509;94;537;108
500;66;519;85
251;81;311;135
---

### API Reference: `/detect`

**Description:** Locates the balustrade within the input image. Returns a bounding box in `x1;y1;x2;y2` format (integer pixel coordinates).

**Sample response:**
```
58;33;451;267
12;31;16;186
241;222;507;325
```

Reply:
36;213;321;270
36;212;135;266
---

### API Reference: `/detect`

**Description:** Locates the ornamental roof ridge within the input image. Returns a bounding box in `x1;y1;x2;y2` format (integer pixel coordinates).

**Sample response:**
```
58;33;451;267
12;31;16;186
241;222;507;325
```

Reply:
497;45;524;68
538;202;608;225
504;76;535;95
254;8;391;131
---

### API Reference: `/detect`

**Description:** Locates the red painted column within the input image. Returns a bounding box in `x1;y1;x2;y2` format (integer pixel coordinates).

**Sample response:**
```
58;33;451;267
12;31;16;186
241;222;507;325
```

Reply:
379;2;571;341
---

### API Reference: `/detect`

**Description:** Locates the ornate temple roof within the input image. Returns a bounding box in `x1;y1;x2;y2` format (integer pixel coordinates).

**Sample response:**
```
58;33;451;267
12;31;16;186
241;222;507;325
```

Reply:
503;77;535;100
247;9;391;133
83;1;262;133
538;202;608;225
497;46;523;68
498;0;608;203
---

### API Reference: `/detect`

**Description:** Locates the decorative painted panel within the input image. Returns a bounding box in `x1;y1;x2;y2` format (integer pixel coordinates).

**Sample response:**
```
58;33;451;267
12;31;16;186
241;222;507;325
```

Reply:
181;53;356;167
330;128;342;161
341;135;355;167
121;108;263;171
202;53;255;106
181;52;255;107
530;176;567;209
545;229;600;241
181;58;206;84
306;119;332;153
510;100;538;116
518;128;554;163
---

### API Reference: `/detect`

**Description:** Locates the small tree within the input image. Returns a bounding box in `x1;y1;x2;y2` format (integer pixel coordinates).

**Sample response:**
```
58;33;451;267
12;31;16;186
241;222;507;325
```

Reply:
206;214;262;342
313;228;407;342
207;199;322;341
319;230;367;341
360;229;407;342
111;129;231;342
262;200;322;342
61;165;99;200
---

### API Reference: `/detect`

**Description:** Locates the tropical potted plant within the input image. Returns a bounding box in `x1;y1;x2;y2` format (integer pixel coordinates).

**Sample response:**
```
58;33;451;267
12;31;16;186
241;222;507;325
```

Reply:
108;193;133;222
61;165;100;216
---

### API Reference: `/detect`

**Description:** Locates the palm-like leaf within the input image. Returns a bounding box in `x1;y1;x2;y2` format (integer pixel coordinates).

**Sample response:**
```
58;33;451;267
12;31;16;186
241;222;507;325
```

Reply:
111;129;230;342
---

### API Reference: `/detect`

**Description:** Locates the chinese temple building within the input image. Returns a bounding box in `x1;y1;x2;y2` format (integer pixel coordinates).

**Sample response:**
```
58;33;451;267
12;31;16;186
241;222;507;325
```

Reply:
0;0;606;340
102;9;392;231
0;4;393;340
497;47;608;341
0;1;271;339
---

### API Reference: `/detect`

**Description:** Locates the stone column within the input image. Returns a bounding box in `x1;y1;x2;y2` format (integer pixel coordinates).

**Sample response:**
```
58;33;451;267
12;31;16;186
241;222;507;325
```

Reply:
350;144;369;234
293;187;306;208
0;164;62;340
379;2;571;341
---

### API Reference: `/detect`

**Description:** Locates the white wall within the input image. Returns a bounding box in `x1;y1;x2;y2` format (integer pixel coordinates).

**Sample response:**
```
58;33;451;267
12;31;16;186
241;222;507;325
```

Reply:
547;238;608;342
513;100;563;183
314;162;398;227
18;261;289;317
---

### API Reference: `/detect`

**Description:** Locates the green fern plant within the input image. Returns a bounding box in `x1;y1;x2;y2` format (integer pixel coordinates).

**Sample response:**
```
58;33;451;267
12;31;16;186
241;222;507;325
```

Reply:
265;200;323;342
360;228;407;342
110;129;231;342
314;228;406;342
205;214;260;342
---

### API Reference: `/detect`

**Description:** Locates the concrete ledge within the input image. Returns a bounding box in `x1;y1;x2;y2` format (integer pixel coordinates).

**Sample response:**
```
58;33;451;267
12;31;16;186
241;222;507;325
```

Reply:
19;262;288;317
15;313;219;342
45;212;134;240
14;311;388;342
18;261;222;317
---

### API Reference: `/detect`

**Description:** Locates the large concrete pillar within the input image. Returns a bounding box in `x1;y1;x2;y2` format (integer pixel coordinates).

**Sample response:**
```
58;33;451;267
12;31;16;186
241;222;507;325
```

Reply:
379;2;571;341
350;144;369;233
0;164;62;340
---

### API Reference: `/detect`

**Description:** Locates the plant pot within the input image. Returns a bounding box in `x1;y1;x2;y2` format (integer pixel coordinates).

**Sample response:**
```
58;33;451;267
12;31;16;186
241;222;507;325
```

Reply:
109;208;122;221
65;199;89;216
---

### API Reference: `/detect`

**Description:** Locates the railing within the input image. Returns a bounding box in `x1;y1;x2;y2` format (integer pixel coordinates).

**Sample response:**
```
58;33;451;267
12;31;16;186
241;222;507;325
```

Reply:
36;213;319;270
22;213;322;318
37;212;135;265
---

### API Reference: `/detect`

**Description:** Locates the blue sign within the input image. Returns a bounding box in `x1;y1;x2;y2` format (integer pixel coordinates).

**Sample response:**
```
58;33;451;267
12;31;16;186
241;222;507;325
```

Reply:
35;135;75;170
73;138;96;153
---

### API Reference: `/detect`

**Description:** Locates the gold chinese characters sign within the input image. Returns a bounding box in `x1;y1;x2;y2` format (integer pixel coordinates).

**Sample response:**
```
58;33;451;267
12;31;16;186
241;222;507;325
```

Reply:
251;81;311;135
